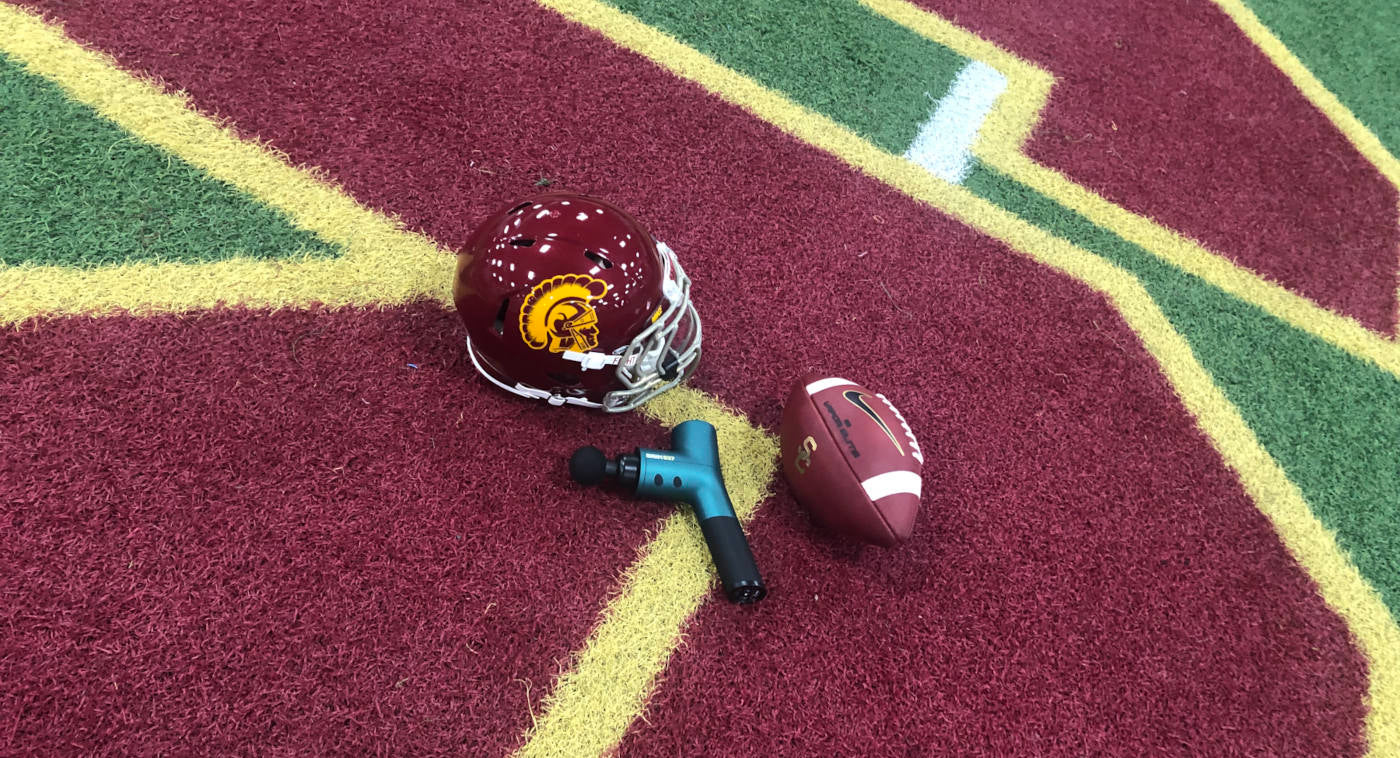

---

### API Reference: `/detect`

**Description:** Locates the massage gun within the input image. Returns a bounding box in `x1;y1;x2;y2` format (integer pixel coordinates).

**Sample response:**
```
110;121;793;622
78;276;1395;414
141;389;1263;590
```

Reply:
570;420;767;604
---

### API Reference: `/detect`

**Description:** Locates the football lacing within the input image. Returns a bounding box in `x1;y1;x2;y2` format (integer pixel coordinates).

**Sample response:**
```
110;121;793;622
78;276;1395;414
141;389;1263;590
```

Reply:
877;392;923;465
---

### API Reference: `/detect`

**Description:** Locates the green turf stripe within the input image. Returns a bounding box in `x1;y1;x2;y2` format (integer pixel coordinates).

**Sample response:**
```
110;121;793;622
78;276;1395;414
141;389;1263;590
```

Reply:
963;163;1400;612
1240;0;1400;162
0;54;340;268
606;0;969;153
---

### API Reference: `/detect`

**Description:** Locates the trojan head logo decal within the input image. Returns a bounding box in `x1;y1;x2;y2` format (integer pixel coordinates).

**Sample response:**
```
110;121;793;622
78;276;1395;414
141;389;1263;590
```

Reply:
519;274;609;353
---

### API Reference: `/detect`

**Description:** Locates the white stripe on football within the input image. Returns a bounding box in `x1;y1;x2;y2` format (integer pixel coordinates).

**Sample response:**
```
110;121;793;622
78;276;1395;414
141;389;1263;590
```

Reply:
804;377;855;395
861;470;923;501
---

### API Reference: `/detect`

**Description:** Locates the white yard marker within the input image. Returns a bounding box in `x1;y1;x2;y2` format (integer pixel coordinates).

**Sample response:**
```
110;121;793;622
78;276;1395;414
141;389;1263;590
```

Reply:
903;60;1008;183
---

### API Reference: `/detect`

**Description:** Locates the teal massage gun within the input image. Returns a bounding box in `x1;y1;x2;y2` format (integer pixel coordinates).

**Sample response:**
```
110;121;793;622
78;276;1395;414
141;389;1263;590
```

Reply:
570;420;767;604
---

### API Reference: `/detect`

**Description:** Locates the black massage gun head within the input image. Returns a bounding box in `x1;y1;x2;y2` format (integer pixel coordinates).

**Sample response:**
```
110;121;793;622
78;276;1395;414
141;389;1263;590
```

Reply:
569;446;639;488
569;446;611;485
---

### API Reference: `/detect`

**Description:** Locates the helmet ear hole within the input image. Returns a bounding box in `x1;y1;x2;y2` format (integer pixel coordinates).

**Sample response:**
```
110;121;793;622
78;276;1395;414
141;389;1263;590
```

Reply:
547;372;582;386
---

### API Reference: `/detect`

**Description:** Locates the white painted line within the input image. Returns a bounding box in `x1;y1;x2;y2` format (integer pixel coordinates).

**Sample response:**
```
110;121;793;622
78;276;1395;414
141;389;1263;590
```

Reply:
903;60;1008;184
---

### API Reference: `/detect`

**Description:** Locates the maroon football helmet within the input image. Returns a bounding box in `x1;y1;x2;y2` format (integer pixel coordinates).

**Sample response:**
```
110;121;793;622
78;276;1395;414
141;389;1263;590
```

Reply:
453;192;701;411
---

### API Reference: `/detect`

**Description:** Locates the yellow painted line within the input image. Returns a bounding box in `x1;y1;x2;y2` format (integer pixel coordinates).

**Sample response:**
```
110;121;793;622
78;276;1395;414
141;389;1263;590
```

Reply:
856;0;1052;157
863;0;1400;378
512;385;779;758
1210;0;1400;196
994;154;1400;376
0;4;454;326
531;0;1399;754
6;1;1392;752
0;7;789;758
0;9;787;758
1208;0;1400;335
1091;244;1400;758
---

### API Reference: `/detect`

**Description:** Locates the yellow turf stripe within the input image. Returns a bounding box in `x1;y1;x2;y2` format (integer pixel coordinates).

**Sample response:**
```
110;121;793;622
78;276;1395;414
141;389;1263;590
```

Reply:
512;386;779;758
1210;0;1400;196
7;1;1393;752
994;155;1400;377
1209;0;1400;337
532;0;1399;753
0;4;454;325
1090;248;1400;758
856;0;1052;157
0;9;787;756
860;0;1400;379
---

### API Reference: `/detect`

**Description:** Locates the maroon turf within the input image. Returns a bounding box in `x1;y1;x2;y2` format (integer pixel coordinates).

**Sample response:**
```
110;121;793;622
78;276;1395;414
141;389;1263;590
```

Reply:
619;476;1366;756
0;305;672;755
924;0;1400;334
9;0;1370;754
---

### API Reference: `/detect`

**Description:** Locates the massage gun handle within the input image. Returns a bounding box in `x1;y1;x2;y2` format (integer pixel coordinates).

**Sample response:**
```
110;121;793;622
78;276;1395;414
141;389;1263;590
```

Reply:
643;420;766;604
699;515;767;605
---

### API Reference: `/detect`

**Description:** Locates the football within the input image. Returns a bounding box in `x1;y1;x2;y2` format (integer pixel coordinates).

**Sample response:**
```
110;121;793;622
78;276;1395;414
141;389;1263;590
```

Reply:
779;374;924;547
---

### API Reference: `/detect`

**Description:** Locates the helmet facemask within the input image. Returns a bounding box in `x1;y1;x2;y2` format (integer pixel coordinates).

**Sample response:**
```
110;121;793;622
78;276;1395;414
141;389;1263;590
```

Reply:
594;241;702;411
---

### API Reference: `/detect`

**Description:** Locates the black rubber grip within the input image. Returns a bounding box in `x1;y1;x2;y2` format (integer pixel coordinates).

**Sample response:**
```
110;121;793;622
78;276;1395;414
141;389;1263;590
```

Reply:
699;516;767;604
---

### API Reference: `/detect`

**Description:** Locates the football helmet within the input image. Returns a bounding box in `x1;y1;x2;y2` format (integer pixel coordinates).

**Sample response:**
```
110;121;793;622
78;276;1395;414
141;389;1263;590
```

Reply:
453;192;702;412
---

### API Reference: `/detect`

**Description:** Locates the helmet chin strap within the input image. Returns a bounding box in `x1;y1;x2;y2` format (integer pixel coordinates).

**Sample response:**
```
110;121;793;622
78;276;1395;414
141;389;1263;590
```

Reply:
563;349;664;375
516;385;602;408
562;350;621;371
466;337;604;409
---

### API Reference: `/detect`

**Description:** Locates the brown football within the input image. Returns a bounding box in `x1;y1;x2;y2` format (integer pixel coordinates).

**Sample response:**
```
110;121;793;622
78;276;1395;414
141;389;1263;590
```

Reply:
779;374;924;546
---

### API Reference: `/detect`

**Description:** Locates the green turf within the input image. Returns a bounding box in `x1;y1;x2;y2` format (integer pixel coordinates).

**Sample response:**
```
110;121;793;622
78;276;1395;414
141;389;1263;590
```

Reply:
607;0;1400;613
0;54;340;268
964;162;1400;612
1241;0;1400;164
606;0;969;153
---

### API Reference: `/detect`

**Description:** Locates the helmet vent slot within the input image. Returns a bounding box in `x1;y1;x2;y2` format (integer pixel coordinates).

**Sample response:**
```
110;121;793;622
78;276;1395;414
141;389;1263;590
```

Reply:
509;237;536;247
492;297;510;335
583;249;613;269
509;202;532;214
